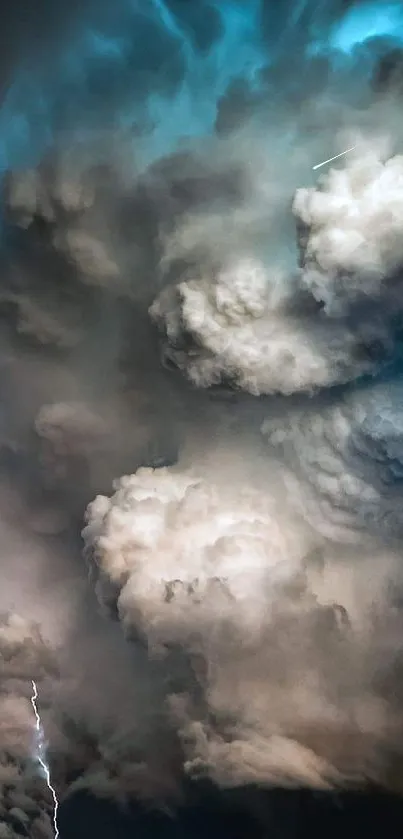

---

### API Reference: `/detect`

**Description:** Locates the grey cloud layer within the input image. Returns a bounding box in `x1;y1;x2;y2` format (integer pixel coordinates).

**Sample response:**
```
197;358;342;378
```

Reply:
0;615;56;838
3;17;403;813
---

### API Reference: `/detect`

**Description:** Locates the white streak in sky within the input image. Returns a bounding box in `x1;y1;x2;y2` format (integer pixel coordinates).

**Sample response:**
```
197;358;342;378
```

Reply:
30;680;60;838
313;145;357;170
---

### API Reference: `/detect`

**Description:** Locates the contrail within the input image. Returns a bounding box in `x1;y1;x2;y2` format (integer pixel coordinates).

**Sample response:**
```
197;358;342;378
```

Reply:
30;680;60;838
313;145;357;170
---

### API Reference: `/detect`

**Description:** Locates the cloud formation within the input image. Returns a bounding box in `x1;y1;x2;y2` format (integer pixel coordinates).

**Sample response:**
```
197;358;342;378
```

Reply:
83;463;403;790
0;614;57;838
7;134;403;808
262;379;403;543
151;147;403;396
3;0;403;824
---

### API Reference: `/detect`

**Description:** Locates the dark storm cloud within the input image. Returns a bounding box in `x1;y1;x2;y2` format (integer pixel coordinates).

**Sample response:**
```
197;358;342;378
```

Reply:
0;614;57;838
3;0;403;824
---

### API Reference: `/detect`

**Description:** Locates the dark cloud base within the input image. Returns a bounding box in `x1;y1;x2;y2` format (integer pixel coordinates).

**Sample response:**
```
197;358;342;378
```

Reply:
60;787;403;839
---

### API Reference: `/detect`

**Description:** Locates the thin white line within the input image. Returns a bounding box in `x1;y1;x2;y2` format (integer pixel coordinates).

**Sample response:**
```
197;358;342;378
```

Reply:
313;145;357;170
31;680;59;838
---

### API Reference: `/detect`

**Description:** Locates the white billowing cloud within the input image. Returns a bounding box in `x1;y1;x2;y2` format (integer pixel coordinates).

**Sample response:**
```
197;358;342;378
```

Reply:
294;151;403;314
6;126;403;806
151;148;403;397
82;464;403;790
150;257;377;396
83;465;309;643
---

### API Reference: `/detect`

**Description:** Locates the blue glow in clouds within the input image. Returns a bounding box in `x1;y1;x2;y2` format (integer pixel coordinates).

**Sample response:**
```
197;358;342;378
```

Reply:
331;1;403;54
145;0;266;165
0;2;402;202
30;681;60;839
0;0;267;176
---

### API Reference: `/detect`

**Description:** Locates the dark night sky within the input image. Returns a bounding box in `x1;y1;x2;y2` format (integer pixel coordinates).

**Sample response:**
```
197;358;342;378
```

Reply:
59;787;403;838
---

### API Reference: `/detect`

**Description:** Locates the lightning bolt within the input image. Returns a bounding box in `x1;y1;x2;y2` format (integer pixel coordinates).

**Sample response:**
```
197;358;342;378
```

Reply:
30;680;60;838
313;145;357;170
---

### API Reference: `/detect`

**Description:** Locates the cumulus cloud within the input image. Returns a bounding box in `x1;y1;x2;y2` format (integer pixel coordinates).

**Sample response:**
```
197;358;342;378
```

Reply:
150;255;383;395
82;464;403;790
151;146;403;397
7;131;403;807
83;465;311;638
3;0;403;820
294;149;403;314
